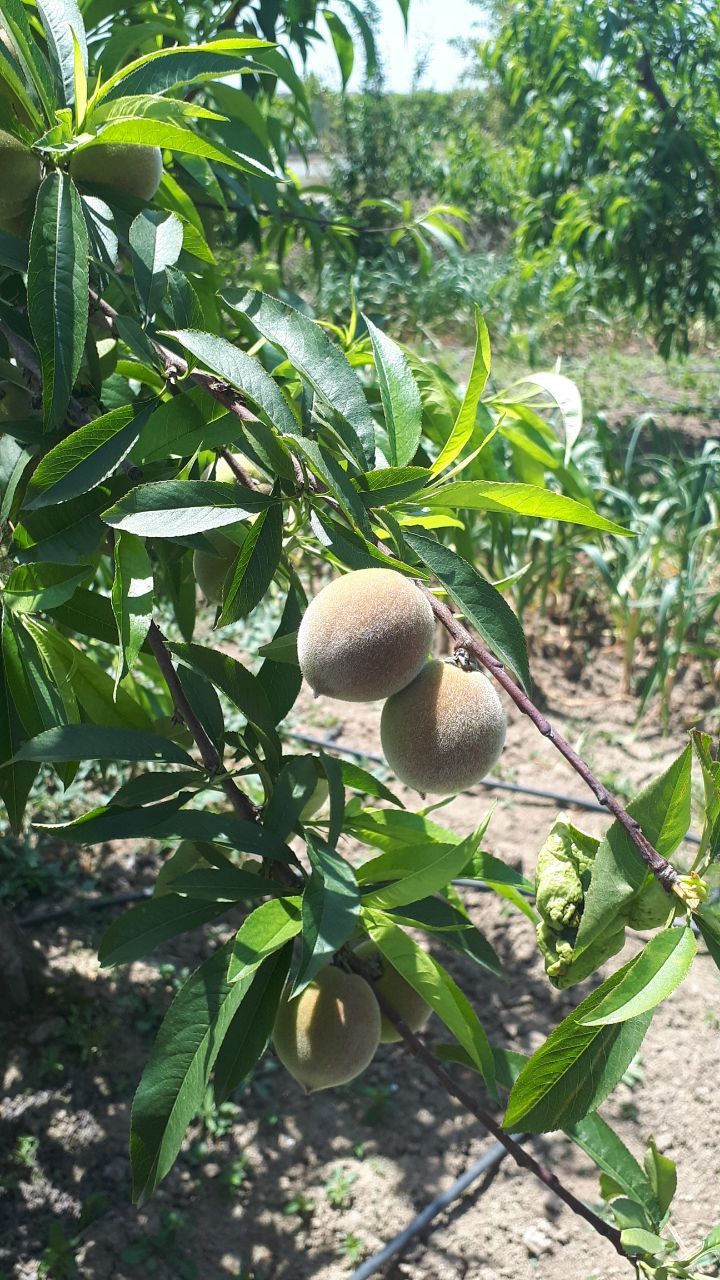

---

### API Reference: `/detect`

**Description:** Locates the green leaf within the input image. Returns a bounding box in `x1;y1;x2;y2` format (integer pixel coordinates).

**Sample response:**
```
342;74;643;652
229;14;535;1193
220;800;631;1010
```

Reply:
347;806;465;852
697;907;720;972
76;118;274;179
503;962;654;1133
460;847;534;893
217;502;283;626
293;836;360;994
431;306;491;474
112;770;203;808
27;173;89;429
643;1136;677;1219
36;0;87;109
339;761;403;807
170;867;280;902
575;746;692;954
256;585;304;726
111;532;153;690
103;479;273;537
263;755;318;840
169;643;278;751
423;481;629;534
363;315;421;467
355;466;429;508
359;835;478;911
130;939;258;1201
620;1228;671;1257
2;562;89;614
11;724;194;767
213;946;291;1103
291;437;374;538
167;329;300;437
405;532;531;692
227;897;303;983
363;911;497;1096
323;9;355;87
0;612;37;831
517;372;582;465
0;0;56;119
222;288;375;470
130;210;183;321
96;40;271;104
23;617;154;730
581;928;696;1026
99;893;227;967
391;896;503;977
38;804;293;862
24;405;149;510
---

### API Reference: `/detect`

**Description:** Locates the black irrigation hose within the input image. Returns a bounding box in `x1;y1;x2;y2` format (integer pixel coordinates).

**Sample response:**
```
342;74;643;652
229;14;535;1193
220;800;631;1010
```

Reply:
285;731;701;847
17;887;152;927
348;1139;518;1280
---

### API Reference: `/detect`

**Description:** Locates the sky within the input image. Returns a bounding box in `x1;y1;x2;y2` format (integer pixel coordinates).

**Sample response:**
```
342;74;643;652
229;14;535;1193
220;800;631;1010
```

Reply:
304;0;488;94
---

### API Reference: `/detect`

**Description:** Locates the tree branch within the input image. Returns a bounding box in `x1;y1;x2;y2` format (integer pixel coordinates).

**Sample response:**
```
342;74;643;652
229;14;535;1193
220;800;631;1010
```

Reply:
146;621;259;824
344;948;626;1260
419;586;679;892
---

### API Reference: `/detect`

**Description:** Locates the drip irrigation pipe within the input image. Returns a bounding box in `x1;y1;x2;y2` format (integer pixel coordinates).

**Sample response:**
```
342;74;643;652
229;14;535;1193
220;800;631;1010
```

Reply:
18;887;151;927
348;1138;518;1280
285;731;701;847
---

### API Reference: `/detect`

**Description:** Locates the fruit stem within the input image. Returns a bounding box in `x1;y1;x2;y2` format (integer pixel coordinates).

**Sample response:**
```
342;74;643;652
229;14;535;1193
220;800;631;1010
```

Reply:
419;585;679;893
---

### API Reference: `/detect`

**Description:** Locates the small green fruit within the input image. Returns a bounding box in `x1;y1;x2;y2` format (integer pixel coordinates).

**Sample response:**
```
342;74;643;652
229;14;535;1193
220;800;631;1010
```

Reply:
70;143;163;203
381;659;506;795
192;529;245;604
272;966;381;1092
297;568;436;703
354;940;431;1043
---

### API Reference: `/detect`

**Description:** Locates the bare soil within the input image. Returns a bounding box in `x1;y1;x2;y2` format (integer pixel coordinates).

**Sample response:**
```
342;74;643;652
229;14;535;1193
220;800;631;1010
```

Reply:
2;625;719;1280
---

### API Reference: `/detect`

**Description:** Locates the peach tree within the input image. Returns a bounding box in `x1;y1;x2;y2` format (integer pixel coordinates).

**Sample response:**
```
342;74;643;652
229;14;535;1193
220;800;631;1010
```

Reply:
1;2;719;1273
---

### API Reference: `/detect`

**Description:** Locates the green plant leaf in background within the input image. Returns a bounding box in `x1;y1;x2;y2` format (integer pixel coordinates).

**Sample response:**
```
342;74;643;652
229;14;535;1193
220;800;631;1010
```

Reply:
27;172;89;429
405;532;531;692
503;961;654;1132
323;9;355;88
363;314;422;467
431;305;491;474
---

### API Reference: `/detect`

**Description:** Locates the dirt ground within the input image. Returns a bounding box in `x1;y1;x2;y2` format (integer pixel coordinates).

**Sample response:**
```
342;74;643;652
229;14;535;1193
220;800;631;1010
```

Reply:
2;618;719;1280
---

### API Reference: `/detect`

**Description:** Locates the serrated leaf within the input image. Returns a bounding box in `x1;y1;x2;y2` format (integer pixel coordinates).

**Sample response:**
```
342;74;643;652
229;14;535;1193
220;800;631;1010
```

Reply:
581;928;696;1026
96;40;271;104
76;118;274;179
431;305;491;474
222;287;375;470
293;836;360;994
36;0;87;108
363;315;421;467
405;532;531;692
102;479;273;537
213;946;291;1103
167;329;300;437
99;893;227;967
227;897;303;983
130;940;258;1201
130;210;183;321
503;962;654;1132
423;481;629;534
359;835;478;911
363;911;497;1096
27;172;89;429
169;642;278;749
2;563;89;613
11;724;194;767
111;532;153;690
24;404;149;510
217;502;282;626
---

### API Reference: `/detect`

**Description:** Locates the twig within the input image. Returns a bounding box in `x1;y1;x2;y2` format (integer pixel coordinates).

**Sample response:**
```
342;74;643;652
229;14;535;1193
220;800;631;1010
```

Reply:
217;445;259;491
344;949;626;1259
418;586;679;893
146;621;258;823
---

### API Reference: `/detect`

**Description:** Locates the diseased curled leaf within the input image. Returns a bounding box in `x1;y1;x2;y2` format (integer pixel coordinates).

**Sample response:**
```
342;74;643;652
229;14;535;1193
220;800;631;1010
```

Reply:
363;315;422;467
27;172;89;429
503;961;654;1133
405;532;531;692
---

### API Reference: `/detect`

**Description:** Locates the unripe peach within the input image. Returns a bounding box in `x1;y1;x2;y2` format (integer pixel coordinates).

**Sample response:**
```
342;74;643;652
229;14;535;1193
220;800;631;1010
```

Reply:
70;144;163;203
272;966;381;1092
354;940;431;1043
381;659;506;795
297;568;435;702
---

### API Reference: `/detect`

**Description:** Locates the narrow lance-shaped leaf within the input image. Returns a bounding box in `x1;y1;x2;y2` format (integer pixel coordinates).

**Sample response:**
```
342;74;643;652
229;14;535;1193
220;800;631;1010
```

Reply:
217;501;283;627
323;9;355;87
24;405;151;511
405;532;531;692
130;210;183;321
360;835;479;911
36;0;87;108
503;961;654;1133
111;532;153;693
11;724;194;766
222;287;375;470
167;329;300;437
99;893;229;967
581;927;696;1026
227;897;303;983
3;563;90;614
95;39;272;104
214;946;292;1103
28;172;89;429
363;314;422;467
102;480;274;537
431;305;491;474
130;940;259;1202
423;480;629;535
293;837;360;994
